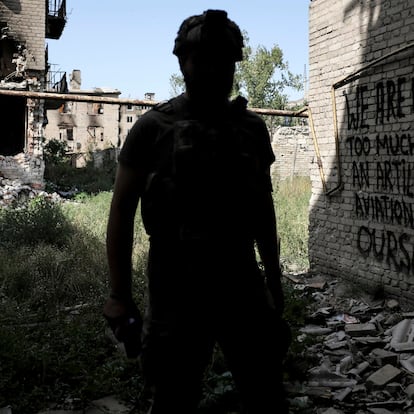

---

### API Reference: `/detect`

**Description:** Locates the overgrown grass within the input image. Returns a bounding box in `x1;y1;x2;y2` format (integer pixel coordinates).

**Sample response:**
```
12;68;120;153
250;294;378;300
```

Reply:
273;176;311;271
0;175;311;413
0;194;149;413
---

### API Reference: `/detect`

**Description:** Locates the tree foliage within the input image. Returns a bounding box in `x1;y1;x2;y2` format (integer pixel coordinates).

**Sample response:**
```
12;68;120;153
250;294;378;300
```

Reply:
169;31;303;111
169;73;186;96
233;33;303;109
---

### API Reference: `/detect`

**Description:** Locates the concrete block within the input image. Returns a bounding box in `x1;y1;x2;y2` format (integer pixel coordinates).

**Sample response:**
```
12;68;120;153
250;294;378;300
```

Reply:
370;348;399;366
345;322;377;337
366;364;402;389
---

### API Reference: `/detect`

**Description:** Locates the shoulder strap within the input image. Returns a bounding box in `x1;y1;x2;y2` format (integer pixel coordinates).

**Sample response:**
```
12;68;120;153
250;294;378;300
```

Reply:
153;95;188;119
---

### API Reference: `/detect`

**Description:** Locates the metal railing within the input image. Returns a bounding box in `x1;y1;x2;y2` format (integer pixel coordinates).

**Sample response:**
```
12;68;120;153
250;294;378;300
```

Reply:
47;0;66;18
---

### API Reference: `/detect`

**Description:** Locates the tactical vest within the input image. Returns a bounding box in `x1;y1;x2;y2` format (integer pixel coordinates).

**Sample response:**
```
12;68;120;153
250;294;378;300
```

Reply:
141;96;266;241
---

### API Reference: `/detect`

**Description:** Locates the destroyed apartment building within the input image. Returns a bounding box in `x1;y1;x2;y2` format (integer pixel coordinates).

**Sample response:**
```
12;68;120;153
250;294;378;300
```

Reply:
43;71;153;168
0;0;67;188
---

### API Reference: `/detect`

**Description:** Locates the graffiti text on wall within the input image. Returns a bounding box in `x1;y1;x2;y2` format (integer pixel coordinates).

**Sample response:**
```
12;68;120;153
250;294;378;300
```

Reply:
345;75;414;273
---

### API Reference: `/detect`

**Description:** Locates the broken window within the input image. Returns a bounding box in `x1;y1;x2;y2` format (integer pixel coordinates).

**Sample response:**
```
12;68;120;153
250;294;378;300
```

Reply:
0;36;19;79
0;95;26;156
88;103;104;115
87;126;96;139
59;102;72;113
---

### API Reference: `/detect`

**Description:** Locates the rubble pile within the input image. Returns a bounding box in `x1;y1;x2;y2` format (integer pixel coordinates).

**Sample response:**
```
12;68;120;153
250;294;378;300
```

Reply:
0;177;62;208
287;273;414;414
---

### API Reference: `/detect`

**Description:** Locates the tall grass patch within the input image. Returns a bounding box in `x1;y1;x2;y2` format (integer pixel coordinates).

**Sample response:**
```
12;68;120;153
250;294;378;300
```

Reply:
0;193;149;413
273;176;311;270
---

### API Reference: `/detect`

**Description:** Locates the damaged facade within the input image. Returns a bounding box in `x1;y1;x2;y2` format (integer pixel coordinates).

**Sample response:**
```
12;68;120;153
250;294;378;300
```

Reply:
44;70;153;168
0;0;66;187
308;0;414;301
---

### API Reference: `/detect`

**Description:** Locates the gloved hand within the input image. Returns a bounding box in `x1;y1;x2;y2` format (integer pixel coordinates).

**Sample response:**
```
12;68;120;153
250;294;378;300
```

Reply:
103;295;143;358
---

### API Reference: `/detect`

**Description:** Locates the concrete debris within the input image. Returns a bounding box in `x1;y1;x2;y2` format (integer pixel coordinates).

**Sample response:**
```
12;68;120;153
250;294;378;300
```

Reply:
90;396;131;413
285;273;414;414
0;177;63;207
401;355;414;374
344;322;377;337
405;383;414;400
36;396;132;414
366;364;402;388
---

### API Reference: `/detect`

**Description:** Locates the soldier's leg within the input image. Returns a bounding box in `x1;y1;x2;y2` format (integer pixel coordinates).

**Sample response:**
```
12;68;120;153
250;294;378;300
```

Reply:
218;306;290;414
142;324;215;414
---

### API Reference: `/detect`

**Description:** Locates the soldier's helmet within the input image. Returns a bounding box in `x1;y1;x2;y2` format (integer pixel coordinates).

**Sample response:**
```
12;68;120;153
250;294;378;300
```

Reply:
173;10;244;62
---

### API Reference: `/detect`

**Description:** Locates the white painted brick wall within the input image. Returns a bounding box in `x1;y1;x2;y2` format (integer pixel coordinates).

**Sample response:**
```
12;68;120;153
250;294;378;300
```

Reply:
309;0;414;301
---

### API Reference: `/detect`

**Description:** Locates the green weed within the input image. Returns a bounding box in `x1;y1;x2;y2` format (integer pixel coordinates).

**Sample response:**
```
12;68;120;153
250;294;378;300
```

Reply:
273;176;311;271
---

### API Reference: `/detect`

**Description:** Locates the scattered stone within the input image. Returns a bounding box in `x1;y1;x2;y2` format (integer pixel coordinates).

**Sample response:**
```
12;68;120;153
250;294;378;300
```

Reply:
90;396;131;413
37;411;82;414
367;408;396;414
0;178;63;208
321;408;345;414
370;348;399;366
348;361;370;378
386;299;400;310
345;322;377;337
401;354;414;373
385;381;401;393
281;271;414;412
300;325;333;335
332;386;353;402
405;383;414;399
390;319;414;351
325;340;348;350
366;364;402;388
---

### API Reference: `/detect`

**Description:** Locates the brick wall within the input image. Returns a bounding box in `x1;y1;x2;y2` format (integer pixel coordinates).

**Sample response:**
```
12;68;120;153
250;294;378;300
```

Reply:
271;126;312;180
0;0;45;71
0;0;47;187
308;0;414;301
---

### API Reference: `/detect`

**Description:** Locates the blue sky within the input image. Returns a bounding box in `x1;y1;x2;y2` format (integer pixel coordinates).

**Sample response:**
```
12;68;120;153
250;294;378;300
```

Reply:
47;1;310;102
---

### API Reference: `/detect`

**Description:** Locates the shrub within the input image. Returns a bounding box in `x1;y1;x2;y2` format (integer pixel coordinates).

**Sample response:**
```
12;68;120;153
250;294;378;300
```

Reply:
0;196;73;248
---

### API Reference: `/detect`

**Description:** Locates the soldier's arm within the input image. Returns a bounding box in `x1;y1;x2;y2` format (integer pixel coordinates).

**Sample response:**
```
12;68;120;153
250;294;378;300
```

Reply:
255;172;284;315
104;164;145;318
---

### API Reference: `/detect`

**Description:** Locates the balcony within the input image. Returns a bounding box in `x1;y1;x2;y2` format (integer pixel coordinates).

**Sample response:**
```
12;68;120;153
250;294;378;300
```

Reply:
45;63;68;109
46;0;66;39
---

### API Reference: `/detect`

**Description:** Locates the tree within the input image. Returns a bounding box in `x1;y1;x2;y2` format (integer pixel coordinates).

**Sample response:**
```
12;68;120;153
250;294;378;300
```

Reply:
233;33;302;110
169;73;186;96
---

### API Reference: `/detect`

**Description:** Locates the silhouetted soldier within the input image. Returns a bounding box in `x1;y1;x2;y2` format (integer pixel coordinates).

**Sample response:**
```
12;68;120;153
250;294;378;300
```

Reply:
104;9;290;413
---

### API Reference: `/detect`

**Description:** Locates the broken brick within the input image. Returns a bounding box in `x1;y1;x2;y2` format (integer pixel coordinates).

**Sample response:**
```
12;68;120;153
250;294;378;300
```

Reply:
370;348;398;366
345;322;377;337
366;364;402;389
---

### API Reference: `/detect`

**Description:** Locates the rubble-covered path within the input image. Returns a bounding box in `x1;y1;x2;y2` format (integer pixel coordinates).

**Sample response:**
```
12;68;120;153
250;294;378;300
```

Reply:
285;272;414;414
